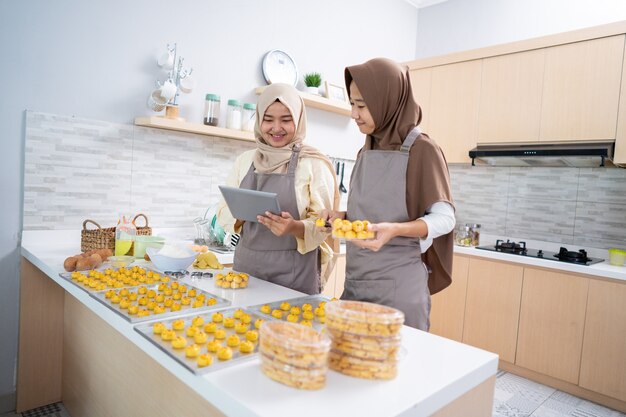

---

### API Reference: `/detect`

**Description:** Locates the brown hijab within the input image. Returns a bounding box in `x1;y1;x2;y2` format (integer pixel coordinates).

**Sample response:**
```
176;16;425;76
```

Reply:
345;58;455;294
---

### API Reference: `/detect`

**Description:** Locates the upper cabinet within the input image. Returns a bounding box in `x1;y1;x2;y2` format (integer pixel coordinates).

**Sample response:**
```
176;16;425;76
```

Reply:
428;60;482;164
407;22;626;165
540;35;624;141
478;49;545;143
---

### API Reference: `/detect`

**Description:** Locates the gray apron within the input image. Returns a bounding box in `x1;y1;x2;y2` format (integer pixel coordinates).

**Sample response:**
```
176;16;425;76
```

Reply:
233;145;320;295
343;128;430;330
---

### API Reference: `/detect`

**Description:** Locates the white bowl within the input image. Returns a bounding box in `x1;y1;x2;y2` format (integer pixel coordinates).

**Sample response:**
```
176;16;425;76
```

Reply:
146;246;196;272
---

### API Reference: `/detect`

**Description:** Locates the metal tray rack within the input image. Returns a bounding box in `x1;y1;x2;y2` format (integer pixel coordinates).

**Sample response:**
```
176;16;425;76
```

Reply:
248;294;332;331
90;282;230;323
134;307;270;374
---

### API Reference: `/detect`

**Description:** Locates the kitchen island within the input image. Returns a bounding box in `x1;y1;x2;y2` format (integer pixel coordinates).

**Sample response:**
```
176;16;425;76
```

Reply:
18;230;498;417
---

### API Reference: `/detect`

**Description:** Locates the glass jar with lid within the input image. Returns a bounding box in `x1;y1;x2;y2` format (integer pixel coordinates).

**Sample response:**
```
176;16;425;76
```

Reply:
204;94;220;126
242;103;256;132
454;225;473;247
226;99;242;130
468;223;481;246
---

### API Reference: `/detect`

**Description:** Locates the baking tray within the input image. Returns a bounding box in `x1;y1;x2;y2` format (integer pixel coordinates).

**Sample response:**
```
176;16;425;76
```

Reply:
59;264;179;293
90;282;230;323
248;294;332;331
134;307;270;374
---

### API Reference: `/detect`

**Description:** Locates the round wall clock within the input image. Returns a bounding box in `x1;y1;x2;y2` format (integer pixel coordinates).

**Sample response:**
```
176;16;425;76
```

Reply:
262;50;298;86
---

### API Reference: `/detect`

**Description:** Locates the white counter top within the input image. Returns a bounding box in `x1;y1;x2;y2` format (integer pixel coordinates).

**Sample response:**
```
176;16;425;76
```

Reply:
21;229;498;417
454;244;626;283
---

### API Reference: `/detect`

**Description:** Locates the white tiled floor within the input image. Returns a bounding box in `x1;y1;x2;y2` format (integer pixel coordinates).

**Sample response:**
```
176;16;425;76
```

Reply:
494;371;626;417
2;373;624;417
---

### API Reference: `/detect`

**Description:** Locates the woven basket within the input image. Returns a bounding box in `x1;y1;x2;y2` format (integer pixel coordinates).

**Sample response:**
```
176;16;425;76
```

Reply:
81;220;116;252
80;214;152;253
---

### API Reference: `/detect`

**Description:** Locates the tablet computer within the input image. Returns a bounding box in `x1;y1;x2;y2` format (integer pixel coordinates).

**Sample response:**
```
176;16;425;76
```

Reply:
218;186;281;223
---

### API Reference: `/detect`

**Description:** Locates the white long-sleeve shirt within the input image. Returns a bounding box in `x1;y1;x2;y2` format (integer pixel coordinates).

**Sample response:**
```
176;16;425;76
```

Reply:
418;201;456;253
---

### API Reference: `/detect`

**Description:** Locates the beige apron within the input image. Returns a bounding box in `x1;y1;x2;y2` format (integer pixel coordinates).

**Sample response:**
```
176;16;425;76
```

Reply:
343;128;430;330
234;145;321;295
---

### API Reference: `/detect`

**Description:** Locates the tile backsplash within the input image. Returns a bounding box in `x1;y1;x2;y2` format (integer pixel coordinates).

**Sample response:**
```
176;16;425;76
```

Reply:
23;111;626;250
449;165;626;250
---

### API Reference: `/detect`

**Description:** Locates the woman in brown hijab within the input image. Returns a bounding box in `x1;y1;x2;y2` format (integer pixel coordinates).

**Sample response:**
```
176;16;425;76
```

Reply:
321;58;455;330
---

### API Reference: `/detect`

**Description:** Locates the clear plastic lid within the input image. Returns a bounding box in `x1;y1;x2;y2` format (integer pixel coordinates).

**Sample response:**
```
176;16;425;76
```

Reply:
260;321;331;352
325;300;405;326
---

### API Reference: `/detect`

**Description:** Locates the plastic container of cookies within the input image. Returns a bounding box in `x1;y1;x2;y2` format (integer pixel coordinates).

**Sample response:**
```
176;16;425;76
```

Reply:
327;329;402;361
259;321;331;390
328;349;398;380
325;300;404;337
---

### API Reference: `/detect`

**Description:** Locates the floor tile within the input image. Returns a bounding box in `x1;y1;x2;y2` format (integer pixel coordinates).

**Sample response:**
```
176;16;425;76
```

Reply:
493;372;556;417
20;402;71;417
530;391;626;417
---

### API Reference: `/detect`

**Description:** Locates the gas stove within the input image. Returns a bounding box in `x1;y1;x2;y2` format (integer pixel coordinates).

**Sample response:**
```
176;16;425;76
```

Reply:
476;239;604;266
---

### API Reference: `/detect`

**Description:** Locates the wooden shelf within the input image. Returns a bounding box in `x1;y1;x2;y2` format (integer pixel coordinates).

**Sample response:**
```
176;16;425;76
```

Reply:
134;116;255;142
254;87;351;116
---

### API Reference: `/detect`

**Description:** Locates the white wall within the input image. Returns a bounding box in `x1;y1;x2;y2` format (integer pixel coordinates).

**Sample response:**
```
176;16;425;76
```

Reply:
0;0;418;410
416;0;626;58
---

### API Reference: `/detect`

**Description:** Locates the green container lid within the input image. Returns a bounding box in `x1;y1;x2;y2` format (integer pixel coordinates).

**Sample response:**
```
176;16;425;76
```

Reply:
243;103;256;110
205;94;220;101
227;99;241;106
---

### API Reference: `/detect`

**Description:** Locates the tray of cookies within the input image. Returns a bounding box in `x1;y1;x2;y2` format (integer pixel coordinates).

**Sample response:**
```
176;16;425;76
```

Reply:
134;307;269;374
249;294;333;331
90;280;230;323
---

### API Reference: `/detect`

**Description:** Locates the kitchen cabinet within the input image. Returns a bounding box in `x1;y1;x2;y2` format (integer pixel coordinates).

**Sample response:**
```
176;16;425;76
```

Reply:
429;254;469;342
477;49;545;143
254;87;351;116
614;39;626;166
515;268;589;384
408;68;432;132
462;258;523;364
134;116;254;142
539;35;624;141
427;60;482;164
579;279;626;401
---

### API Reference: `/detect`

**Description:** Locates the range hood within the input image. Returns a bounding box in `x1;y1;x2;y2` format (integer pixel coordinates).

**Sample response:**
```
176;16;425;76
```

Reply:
468;141;615;167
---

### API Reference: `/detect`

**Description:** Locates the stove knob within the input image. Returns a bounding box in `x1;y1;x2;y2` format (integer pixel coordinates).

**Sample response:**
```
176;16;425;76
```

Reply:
537;250;543;257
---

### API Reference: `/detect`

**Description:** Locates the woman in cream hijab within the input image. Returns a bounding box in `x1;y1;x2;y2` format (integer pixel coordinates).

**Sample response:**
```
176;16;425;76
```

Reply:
217;83;339;294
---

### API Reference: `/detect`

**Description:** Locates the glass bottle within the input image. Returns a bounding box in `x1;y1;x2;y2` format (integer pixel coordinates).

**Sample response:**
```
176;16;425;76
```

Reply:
115;213;137;256
468;223;481;246
204;94;220;126
242;102;256;132
455;225;472;247
226;99;242;130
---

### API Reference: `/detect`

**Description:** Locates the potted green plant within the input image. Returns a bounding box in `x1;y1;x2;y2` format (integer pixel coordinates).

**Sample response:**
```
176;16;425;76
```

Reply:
303;72;322;95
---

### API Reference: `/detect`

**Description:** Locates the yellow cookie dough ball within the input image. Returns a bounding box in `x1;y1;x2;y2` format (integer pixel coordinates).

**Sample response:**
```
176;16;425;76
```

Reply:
315;218;325;227
302;303;313;312
217;347;233;361
280;302;291;311
204;322;218;333
226;334;240;348
128;305;139;315
197;353;213;368
153;305;166;315
185;344;201;358
356;231;369;239
191;316;204;327
153;322;166;334
186;326;199;337
212;312;223;323
207;340;222;353
271;309;283;319
214;329;226;340
239;340;254;354
194;331;208;344
171;336;187;349
233;309;244;319
245;330;259;342
137;309;151;317
260;304;271;314
160;329;175;341
223;317;235;328
290;306;301;316
254;318;265;329
286;314;299;323
171;303;182;312
345;230;357;239
300;320;313;327
352;220;364;233
341;220;353;232
172;319;185;330
240;313;252;324
234;323;248;334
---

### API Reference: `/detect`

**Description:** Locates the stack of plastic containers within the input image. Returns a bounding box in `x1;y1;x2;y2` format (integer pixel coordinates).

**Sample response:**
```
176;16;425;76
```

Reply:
259;321;331;390
325;300;404;380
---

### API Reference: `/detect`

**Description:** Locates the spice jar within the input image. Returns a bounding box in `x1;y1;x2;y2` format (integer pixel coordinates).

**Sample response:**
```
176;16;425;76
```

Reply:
468;223;481;246
226;99;242;130
242;103;256;132
204;94;220;126
454;225;472;247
